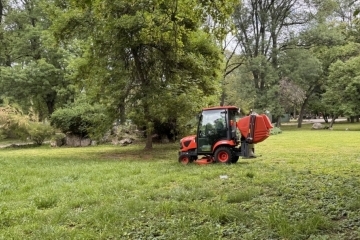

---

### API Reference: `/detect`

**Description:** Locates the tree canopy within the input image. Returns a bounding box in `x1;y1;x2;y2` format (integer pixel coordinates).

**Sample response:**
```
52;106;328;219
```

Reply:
1;0;360;148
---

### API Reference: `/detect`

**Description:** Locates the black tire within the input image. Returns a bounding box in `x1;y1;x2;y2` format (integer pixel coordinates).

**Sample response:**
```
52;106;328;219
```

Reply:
179;155;190;165
231;156;239;163
214;147;233;164
179;155;195;165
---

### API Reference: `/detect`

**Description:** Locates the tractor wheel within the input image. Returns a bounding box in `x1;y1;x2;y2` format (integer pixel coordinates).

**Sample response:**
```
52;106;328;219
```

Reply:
231;156;239;163
214;147;233;164
179;155;191;165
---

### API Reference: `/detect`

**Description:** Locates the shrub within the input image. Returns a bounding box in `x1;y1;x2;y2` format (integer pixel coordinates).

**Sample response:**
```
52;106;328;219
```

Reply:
50;99;113;140
50;133;66;147
27;123;54;145
0;104;29;140
270;127;282;135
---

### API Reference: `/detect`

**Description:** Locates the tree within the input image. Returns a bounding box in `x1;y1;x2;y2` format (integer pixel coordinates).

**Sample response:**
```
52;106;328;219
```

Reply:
323;56;360;125
49;0;225;150
198;0;244;106
302;0;360;125
231;0;313;122
0;0;74;119
278;48;323;127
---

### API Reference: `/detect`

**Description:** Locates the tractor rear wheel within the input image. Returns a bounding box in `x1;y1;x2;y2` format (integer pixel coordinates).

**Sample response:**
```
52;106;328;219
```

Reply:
214;147;233;164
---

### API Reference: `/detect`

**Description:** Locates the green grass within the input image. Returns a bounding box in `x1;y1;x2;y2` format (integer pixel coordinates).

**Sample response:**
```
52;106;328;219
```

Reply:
281;119;360;131
1;124;360;239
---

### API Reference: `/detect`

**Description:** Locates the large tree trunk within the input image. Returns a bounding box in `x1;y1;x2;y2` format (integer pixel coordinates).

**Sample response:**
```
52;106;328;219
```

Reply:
145;125;153;150
0;0;3;24
275;116;281;127
144;105;153;150
45;93;56;116
350;116;355;123
118;102;126;125
329;115;337;128
132;46;153;150
297;101;308;128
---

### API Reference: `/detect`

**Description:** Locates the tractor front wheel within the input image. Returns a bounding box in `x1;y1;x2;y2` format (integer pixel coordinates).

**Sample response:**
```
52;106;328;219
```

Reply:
214;147;233;164
179;155;191;165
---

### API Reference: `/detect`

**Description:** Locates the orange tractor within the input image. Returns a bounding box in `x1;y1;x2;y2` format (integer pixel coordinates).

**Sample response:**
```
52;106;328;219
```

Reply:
178;106;273;164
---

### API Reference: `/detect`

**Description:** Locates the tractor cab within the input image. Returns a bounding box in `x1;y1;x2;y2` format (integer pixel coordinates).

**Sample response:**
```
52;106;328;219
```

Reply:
197;106;239;154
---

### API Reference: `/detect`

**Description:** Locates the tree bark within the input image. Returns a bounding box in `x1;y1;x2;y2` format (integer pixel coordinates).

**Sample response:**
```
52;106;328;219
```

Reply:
144;104;153;150
297;100;308;128
0;0;3;24
329;115;337;128
131;46;153;150
118;102;126;125
350;116;355;123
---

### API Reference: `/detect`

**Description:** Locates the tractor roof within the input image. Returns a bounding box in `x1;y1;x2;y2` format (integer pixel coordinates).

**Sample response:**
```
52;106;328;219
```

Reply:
202;106;239;111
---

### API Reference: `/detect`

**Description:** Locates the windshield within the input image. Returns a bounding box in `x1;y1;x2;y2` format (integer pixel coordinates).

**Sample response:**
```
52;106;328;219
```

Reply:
198;109;227;151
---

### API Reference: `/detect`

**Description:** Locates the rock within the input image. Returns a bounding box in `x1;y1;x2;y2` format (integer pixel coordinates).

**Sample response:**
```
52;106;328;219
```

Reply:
50;141;58;147
66;134;92;147
311;123;324;130
50;135;66;147
80;138;91;147
119;138;133;146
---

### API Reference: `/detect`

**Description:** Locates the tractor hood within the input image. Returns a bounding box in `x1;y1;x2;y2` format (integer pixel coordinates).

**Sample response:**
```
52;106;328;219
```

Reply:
179;135;197;150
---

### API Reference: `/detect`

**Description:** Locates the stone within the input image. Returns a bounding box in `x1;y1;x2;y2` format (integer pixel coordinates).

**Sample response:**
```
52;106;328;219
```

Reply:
66;134;92;147
119;138;133;146
311;123;324;130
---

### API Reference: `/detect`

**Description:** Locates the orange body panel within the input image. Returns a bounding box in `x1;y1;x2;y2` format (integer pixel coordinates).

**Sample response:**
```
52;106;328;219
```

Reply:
180;135;197;152
237;114;273;144
195;156;214;165
212;140;237;151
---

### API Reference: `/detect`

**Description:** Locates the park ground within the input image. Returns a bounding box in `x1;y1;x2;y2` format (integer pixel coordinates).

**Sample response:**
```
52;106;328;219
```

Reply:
0;121;359;239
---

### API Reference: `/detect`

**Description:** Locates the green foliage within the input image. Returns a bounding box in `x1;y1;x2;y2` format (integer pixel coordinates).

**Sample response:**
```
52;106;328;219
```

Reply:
50;133;66;146
324;55;360;118
0;0;75;118
0;104;55;144
50;97;113;140
0;104;30;140
47;0;225;148
27;122;54;145
270;127;282;135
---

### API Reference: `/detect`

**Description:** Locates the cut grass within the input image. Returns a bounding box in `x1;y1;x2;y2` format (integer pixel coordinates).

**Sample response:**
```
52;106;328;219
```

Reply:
1;124;360;239
281;119;360;131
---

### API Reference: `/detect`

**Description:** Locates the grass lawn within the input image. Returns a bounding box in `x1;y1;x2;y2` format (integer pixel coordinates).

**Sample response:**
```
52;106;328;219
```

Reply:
1;124;360;239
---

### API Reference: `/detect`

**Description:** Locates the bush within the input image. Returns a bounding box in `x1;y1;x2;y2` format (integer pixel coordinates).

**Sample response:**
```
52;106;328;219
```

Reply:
27;123;54;145
0;104;55;145
50;133;66;147
50;100;113;140
0;104;30;140
270;127;282;135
